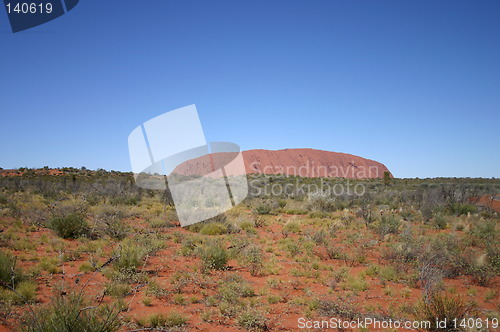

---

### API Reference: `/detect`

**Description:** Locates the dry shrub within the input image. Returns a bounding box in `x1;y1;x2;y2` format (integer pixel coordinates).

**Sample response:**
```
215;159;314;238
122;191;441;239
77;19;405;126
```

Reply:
413;292;474;331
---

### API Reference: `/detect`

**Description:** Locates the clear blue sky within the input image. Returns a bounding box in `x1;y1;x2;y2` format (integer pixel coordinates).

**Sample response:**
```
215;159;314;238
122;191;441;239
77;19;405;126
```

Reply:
0;0;499;178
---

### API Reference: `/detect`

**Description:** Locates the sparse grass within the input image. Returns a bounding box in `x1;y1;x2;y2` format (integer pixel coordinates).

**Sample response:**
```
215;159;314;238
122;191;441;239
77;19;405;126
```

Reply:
282;220;301;234
39;256;60;274
137;312;188;328
142;297;153;306
1;173;499;332
346;275;369;292
0;280;36;304
79;261;96;273
484;289;497;302
172;294;186;305
14;281;37;303
105;282;130;298
318;296;358;319
267;294;282;304
146;281;166;298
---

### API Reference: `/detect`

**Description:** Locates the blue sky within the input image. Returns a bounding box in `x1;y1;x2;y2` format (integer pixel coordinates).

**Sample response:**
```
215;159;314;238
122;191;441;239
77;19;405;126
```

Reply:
0;0;499;178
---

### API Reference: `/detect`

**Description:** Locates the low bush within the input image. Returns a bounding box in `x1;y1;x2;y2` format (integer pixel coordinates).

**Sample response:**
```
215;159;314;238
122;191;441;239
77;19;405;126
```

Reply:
113;241;147;272
432;214;447;229
282;220;301;234
237;308;268;331
447;203;477;216
105;282;130;298
308;195;338;213
14;280;37;303
50;213;88;239
92;206;129;240
0;250;17;287
375;215;400;238
255;204;272;215
20;292;121;332
199;240;228;271
346;275;369;292
137;312;188;328
240;244;264;276
199;222;228;235
318;296;358;319
469;219;496;243
413;292;473;331
218;275;255;304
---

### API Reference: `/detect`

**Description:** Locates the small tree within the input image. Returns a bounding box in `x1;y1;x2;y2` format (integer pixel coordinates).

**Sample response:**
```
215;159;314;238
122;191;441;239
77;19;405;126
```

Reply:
383;171;391;186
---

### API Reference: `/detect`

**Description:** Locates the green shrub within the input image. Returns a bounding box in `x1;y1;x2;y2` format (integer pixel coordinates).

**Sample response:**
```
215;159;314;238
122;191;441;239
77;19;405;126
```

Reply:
432;214;447;229
199;222;228;235
20;292;121;332
113;242;146;272
93;206;129;240
347;275;369;292
239;220;256;232
470;220;496;242
308;211;330;219
50;213;88;239
105;282;130;298
267;294;282;304
486;244;500;272
318;297;358;319
179;235;203;257
283;220;301;234
218;275;255;303
142;297;153;306
109;194;140;206
465;260;494;287
78;261;96;273
375;215;400;238
240;244;264;276
447;203;477;216
325;244;347;260
14;280;37;303
255;204;272;215
172;294;186;305
138;312;188;327
237;308;267;331
0;250;17;287
199;240;228;271
39;257;60;274
308;195;338;212
413;292;473;331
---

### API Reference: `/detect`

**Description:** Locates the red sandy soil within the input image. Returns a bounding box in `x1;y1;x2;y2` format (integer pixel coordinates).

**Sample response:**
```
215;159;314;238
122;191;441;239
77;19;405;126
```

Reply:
1;212;498;332
470;195;500;213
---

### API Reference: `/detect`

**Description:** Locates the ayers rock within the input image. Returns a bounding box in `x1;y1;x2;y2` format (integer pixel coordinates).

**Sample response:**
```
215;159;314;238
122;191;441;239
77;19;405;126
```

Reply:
174;148;392;179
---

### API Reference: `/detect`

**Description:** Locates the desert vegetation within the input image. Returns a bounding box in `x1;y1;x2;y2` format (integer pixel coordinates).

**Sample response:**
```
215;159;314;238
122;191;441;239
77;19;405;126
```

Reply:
0;168;498;331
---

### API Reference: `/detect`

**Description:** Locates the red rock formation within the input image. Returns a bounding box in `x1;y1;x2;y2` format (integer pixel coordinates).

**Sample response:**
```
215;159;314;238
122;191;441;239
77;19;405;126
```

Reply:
173;148;392;179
